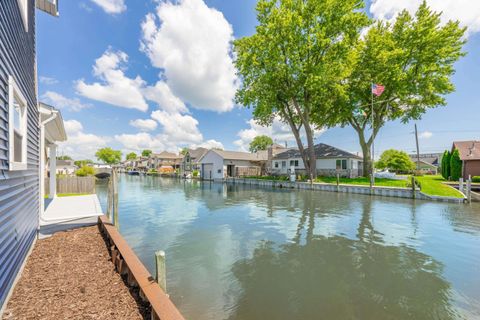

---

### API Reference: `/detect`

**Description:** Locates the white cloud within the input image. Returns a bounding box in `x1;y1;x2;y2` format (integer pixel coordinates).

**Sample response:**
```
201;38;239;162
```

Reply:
90;0;126;14
60;120;110;160
129;118;158;131
140;0;238;112
151;110;203;145
419;131;433;139
234;118;325;151
370;0;480;36
142;81;188;114
76;50;149;112
190;139;224;150
39;76;58;85
41;91;91;112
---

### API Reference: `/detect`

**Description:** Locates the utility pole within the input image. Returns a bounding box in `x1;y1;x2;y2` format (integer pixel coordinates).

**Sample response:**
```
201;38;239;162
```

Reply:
414;124;420;171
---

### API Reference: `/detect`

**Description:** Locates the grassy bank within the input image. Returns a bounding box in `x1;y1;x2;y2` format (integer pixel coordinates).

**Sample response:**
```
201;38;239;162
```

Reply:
415;175;464;198
315;176;409;188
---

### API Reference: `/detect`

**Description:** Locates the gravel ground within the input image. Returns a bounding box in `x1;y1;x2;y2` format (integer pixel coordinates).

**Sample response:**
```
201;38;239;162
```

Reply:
3;226;149;319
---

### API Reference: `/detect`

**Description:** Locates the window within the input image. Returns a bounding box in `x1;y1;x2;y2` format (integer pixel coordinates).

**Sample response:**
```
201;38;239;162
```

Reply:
274;162;279;168
281;161;286;168
290;160;299;167
336;159;347;170
8;76;28;171
17;0;29;31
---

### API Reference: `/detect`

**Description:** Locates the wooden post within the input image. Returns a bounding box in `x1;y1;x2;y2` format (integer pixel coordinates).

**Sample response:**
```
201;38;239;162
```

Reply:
155;250;167;293
370;174;374;194
106;176;112;219
459;178;464;194
336;173;340;192
113;170;119;228
467;177;472;203
411;176;416;199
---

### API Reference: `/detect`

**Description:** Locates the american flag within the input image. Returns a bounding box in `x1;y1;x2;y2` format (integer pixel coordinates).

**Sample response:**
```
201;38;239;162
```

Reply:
371;84;385;96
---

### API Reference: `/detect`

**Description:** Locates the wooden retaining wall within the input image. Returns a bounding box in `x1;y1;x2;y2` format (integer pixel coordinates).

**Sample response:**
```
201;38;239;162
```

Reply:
98;216;184;320
45;176;96;195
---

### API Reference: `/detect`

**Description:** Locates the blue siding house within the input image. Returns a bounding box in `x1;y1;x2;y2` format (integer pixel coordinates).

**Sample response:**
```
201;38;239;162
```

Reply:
0;0;58;309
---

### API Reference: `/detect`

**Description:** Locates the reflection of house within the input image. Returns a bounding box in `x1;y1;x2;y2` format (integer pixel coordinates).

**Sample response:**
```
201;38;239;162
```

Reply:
150;151;182;170
408;153;442;174
182;148;208;173
272;143;363;178
199;150;267;180
1;0;60;309
452;141;480;179
55;160;77;175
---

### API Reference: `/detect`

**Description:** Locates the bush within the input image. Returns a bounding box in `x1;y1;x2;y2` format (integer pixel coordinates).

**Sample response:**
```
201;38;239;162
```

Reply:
472;176;480;183
192;170;199;177
441;150;451;180
450;149;462;181
76;165;95;177
376;149;415;173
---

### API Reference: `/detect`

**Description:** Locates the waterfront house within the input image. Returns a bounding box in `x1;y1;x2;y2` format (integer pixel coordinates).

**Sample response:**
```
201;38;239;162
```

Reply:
272;143;363;178
150;151;182;171
198;149;267;180
452;141;480;179
53;160;76;175
181;147;208;173
408;153;442;174
0;0;60;309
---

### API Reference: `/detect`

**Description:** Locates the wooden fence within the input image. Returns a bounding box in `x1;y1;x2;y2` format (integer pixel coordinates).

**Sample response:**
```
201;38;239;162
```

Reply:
45;176;96;195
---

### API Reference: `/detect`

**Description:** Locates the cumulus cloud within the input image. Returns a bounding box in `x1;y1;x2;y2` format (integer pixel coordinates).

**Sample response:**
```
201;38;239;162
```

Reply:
419;131;433;139
60;120;110;160
140;0;238;112
151;110;203;145
39;76;58;85
41;91;91;112
90;0;126;14
234;118;325;151
142;81;188;114
190;139;224;150
129;119;158;131
370;0;480;36
76;50;149;112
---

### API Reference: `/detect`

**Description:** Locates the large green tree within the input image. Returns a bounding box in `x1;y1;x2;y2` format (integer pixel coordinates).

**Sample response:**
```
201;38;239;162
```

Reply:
142;149;152;157
95;147;122;165
126;152;137;161
74;159;93;167
441;150;451;180
376;149;415;173
57;155;72;160
333;2;465;177
234;0;369;179
450;149;462;181
249;135;274;153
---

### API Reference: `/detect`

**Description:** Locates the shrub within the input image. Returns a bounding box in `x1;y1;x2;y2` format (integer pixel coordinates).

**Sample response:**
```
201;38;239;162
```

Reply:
192;170;199;177
76;165;95;177
376;149;415;173
472;176;480;183
441;150;451;180
450;149;462;181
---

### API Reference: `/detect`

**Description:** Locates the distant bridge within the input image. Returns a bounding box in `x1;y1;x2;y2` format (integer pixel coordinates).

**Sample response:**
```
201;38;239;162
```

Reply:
95;167;112;179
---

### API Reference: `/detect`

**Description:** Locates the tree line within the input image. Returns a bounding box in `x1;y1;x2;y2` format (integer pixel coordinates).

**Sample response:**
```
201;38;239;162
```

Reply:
234;0;466;178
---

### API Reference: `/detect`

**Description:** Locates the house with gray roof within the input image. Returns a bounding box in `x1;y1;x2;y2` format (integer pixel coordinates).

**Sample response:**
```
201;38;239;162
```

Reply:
272;143;363;178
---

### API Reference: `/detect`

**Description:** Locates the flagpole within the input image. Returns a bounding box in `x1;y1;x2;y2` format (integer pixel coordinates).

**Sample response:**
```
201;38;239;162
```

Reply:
371;84;375;186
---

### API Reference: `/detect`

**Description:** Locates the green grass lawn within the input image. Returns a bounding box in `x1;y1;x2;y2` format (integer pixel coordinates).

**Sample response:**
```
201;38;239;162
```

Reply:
414;175;464;198
314;176;409;188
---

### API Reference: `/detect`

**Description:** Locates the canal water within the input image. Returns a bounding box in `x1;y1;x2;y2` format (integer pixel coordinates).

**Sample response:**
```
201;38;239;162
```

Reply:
97;175;480;320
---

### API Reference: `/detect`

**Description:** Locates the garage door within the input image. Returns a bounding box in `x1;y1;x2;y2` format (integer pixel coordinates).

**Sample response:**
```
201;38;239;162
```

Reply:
202;164;213;180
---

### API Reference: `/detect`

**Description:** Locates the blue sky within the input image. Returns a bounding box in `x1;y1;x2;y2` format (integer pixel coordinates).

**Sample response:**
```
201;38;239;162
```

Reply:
36;0;480;160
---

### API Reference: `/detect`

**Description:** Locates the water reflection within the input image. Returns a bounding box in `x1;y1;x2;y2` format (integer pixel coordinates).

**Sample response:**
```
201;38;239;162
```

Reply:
96;176;480;320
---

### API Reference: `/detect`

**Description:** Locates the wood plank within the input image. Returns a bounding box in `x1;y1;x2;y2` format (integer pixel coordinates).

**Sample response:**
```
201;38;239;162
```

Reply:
99;216;185;320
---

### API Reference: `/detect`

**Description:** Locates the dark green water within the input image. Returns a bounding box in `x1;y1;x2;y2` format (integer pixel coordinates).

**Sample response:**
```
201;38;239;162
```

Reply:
97;175;480;320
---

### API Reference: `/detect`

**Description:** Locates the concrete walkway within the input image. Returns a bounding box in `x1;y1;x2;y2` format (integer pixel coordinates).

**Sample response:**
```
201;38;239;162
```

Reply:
40;195;103;238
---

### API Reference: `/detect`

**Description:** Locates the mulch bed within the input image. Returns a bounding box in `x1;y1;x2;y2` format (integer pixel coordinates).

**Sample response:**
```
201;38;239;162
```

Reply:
3;226;149;319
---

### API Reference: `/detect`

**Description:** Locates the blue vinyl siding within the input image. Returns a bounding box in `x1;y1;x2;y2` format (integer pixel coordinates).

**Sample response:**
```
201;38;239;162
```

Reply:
0;0;39;308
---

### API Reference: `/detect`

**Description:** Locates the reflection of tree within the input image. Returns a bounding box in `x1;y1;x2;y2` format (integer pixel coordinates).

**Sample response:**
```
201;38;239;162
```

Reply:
229;204;457;320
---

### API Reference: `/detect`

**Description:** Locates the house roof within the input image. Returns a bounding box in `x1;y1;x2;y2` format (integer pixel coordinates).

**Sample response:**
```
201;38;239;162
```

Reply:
273;143;361;160
152;151;181;160
57;160;76;167
211;149;268;161
39;103;67;144
408;153;442;166
187;148;208;160
453;141;480;160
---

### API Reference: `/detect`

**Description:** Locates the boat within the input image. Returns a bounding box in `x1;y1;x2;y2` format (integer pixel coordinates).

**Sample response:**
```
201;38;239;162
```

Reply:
127;170;140;176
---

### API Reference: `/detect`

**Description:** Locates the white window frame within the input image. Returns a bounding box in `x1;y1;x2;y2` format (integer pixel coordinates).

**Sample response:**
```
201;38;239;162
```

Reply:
8;76;28;171
16;0;29;31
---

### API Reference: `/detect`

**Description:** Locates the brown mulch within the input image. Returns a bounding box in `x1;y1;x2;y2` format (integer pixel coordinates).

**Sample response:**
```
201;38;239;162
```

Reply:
3;226;149;320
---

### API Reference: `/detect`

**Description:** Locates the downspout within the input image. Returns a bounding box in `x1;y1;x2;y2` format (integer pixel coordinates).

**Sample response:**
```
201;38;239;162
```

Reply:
38;110;59;231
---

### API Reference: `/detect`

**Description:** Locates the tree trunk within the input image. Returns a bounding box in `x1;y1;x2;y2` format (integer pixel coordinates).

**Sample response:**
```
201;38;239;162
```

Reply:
357;128;373;178
304;122;317;180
